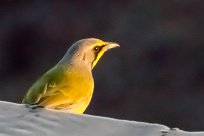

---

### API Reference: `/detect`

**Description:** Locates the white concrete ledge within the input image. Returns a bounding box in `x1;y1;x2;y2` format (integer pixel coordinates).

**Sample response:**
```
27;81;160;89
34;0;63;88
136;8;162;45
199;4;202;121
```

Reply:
0;101;203;136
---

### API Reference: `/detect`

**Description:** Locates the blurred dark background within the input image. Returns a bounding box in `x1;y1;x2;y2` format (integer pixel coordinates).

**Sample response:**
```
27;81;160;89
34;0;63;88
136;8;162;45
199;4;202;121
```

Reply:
0;0;204;131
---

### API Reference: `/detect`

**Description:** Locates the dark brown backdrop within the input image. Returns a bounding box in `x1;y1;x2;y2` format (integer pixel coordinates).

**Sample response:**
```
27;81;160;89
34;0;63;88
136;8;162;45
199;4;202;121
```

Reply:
0;0;204;131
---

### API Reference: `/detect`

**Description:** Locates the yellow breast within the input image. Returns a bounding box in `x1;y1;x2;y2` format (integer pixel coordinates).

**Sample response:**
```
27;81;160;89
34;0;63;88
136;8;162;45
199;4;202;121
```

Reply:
49;66;94;114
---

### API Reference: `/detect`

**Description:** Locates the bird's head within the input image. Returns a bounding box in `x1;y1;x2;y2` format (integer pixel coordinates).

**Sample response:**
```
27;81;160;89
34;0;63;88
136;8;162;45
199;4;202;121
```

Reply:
62;38;119;70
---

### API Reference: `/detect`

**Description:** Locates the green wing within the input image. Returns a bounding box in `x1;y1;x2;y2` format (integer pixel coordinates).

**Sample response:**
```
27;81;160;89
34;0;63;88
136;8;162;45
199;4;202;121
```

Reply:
22;65;65;104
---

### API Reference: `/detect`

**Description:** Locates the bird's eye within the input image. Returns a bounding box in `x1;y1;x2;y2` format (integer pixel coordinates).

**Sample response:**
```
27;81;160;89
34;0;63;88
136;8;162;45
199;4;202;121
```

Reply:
93;46;100;52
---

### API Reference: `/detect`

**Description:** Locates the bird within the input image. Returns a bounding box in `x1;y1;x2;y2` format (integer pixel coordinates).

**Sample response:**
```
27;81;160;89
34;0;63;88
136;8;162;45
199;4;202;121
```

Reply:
22;38;119;114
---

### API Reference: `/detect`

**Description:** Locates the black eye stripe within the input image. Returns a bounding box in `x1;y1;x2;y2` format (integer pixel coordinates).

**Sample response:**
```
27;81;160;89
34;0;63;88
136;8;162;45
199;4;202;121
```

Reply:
92;45;106;67
93;45;105;53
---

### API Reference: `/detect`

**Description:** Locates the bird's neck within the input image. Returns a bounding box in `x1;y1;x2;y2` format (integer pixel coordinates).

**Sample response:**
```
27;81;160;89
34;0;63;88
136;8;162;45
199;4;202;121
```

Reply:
57;50;92;72
57;53;92;73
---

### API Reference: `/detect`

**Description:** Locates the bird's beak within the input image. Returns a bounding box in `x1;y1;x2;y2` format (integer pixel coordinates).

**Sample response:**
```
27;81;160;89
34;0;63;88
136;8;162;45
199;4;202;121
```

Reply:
105;42;120;50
